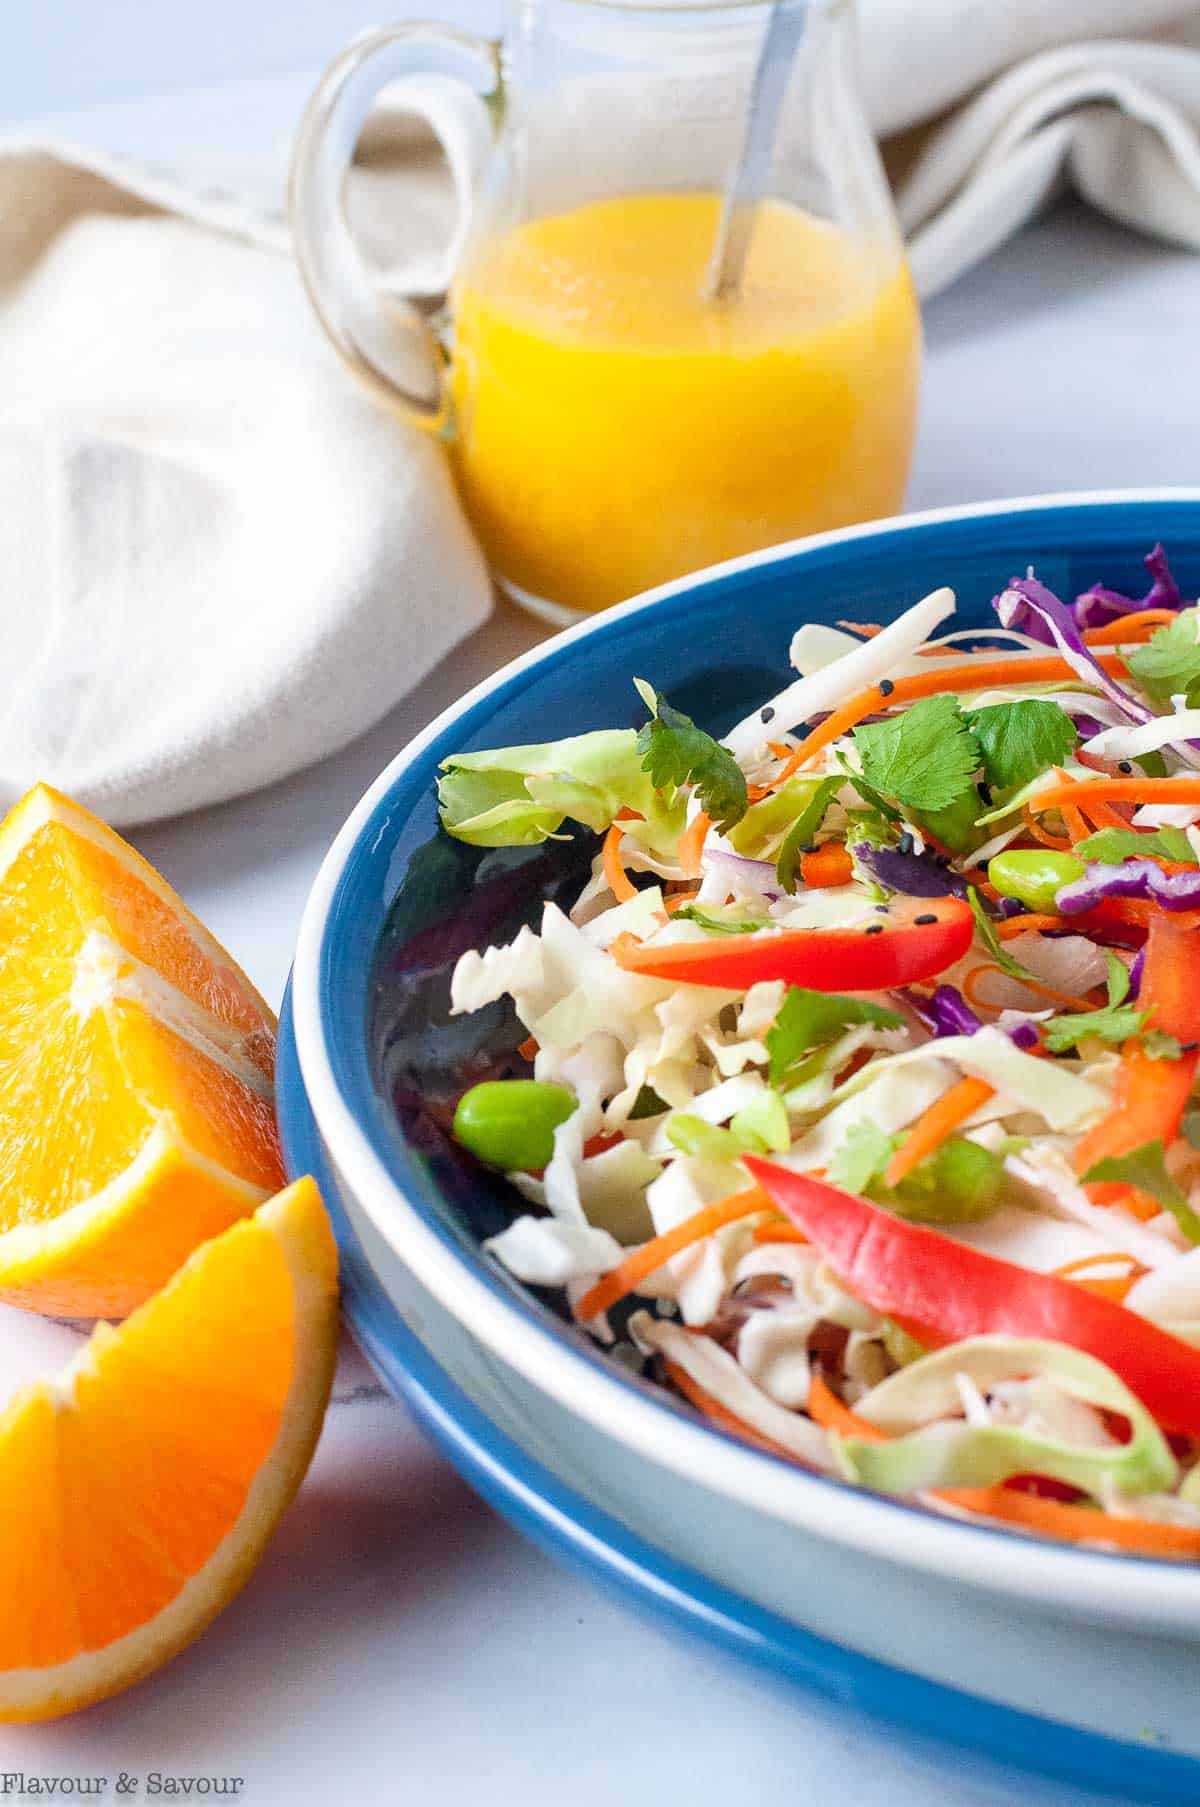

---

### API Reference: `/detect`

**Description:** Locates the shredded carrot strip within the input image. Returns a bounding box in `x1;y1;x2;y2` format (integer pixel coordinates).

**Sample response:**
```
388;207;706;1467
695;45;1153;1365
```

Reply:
1051;1252;1148;1304
809;1378;1200;1552
771;652;1131;783
939;1487;1200;1558
884;1075;996;1188
678;810;711;879
1022;802;1073;851
575;1185;771;1323
1033;777;1200;813
1049;767;1091;845
961;961;1096;1015
767;740;795;761
800;843;853;888
678;1341;1200;1553
769;746;807;789
1077;797;1133;832
995;913;1067;940
812;1384;1200;1553
752;1221;809;1246
1052;1252;1145;1281
663;887;701;914
1062;801;1090;844
661;1359;794;1458
836;621;883;639
807;1374;887;1443
960;965;1006;1014
602;823;638;903
1082;609;1183;647
517;1035;538;1062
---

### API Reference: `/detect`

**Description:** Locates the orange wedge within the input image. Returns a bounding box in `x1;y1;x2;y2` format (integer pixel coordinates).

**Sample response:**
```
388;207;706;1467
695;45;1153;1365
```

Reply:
0;1174;338;1722
0;783;285;1317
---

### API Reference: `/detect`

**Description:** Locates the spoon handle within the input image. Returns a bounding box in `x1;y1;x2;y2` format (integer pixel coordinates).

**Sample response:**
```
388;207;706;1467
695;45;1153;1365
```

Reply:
703;0;809;306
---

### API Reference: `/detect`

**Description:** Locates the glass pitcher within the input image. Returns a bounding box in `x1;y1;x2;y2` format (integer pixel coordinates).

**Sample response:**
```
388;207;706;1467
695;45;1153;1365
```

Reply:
291;0;920;623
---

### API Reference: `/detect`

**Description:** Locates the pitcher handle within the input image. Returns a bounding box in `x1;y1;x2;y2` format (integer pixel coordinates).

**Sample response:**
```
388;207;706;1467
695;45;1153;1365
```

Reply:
289;23;501;435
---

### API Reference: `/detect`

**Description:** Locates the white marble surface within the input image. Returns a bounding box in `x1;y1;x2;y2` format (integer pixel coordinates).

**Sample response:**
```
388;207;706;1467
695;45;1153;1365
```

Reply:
2;64;1199;1807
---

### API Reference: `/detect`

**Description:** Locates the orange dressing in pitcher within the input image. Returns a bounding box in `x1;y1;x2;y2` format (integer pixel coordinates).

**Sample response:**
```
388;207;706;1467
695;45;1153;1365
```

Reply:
450;191;921;614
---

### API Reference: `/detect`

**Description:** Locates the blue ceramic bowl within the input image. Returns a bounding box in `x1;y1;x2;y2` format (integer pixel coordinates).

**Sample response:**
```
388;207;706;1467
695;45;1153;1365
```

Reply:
284;493;1200;1778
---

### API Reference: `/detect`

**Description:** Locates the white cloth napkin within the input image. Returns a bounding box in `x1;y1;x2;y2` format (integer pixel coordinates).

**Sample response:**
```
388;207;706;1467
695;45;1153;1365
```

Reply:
0;140;491;827
3;1;1200;825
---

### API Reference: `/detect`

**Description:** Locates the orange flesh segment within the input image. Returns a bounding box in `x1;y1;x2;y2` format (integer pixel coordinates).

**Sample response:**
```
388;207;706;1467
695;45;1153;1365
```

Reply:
0;1178;338;1717
0;786;284;1315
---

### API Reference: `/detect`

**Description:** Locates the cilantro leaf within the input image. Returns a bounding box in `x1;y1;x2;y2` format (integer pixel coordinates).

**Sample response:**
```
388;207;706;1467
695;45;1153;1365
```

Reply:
827;1124;1003;1221
1127;608;1200;706
892;1137;1005;1221
835;761;903;825
775;777;843;893
628;1084;668;1120
964;699;1078;794
1082;1140;1200;1243
1075;826;1198;866
675;904;772;936
634;682;748;833
666;1092;789;1161
766;987;903;1087
1041;1006;1147;1052
666;1115;756;1162
917;788;984;855
967;887;1041;984
853;695;982;814
828;1122;900;1195
1105;950;1131;1007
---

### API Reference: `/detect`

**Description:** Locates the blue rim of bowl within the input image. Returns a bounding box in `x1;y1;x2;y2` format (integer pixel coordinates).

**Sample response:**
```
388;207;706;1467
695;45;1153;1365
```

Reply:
291;490;1200;1611
278;983;1200;1799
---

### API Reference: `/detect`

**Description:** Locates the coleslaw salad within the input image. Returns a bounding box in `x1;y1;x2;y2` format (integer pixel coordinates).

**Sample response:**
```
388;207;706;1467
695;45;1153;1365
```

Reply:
439;544;1200;1559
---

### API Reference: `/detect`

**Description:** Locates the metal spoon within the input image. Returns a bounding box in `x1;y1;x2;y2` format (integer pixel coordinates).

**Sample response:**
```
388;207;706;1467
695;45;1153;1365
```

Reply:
703;0;808;305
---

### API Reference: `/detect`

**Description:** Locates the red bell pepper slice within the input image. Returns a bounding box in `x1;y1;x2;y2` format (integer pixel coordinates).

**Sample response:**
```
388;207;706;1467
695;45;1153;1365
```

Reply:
612;896;973;991
744;1158;1200;1437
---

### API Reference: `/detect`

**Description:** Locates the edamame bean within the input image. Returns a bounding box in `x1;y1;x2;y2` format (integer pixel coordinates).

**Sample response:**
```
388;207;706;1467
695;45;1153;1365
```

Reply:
987;848;1086;913
453;1079;577;1172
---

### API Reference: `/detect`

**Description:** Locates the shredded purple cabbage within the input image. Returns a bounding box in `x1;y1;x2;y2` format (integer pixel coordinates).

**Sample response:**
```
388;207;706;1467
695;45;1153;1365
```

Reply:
994;576;1157;729
1128;946;1145;1000
1059;707;1107;741
1008;1019;1042;1051
1075;544;1187;631
1055;859;1200;916
852;842;968;899
927;983;983;1037
901;982;1039;1051
702;847;781;900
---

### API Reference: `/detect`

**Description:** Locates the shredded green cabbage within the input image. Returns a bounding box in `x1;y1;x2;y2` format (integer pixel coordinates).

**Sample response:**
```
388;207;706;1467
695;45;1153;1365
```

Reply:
834;1337;1177;1501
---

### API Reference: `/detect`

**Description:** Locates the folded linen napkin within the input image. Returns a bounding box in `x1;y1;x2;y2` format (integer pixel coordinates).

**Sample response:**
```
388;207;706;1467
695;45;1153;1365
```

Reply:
3;0;1200;825
0;139;491;826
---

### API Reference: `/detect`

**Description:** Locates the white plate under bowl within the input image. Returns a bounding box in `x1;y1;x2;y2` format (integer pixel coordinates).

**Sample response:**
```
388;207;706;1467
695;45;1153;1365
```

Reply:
289;493;1200;1767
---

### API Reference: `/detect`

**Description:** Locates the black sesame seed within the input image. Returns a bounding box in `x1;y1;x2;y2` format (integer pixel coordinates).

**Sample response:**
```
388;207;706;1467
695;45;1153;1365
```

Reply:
798;842;817;855
878;678;895;698
914;912;937;925
1118;761;1133;774
1183;1042;1200;1054
978;783;993;806
761;705;775;723
874;903;890;913
864;922;884;935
